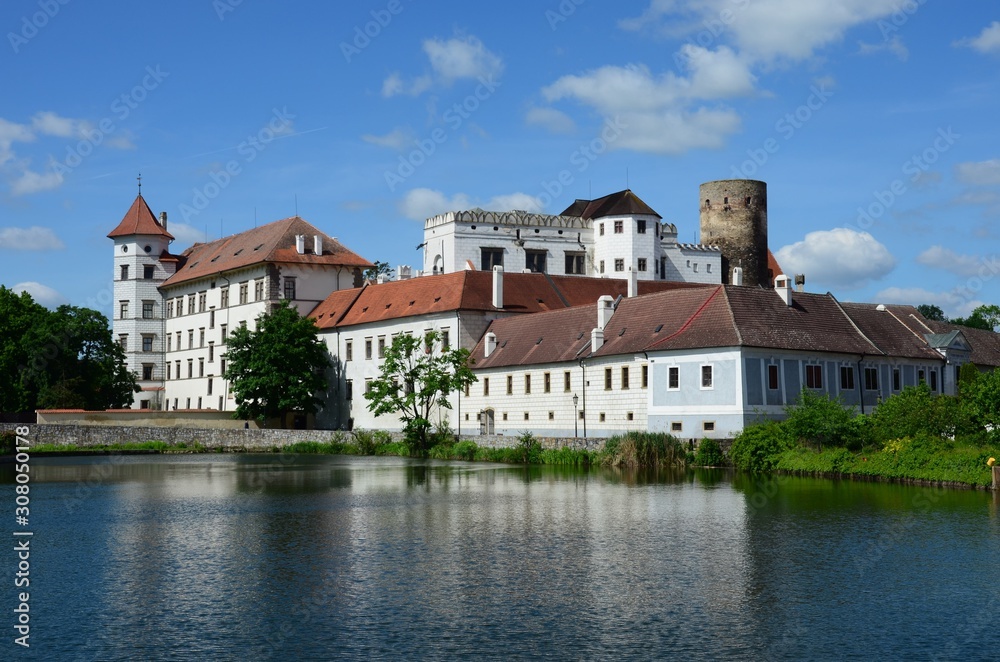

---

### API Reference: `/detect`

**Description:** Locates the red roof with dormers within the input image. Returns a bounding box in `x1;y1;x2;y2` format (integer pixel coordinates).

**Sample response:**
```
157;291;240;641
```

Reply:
107;194;174;240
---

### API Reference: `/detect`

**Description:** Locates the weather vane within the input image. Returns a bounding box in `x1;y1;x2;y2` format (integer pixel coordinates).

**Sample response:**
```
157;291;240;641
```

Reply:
137;172;142;194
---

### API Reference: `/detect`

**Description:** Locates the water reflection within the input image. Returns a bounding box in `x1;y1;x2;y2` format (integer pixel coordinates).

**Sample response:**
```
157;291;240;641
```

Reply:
3;455;997;660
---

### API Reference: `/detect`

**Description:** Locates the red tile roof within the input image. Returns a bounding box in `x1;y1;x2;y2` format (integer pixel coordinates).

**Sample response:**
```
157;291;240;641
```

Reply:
162;216;372;287
559;189;662;220
107;194;174;240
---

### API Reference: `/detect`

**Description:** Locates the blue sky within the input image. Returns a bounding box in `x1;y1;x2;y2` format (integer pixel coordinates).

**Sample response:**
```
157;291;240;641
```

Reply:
1;0;998;319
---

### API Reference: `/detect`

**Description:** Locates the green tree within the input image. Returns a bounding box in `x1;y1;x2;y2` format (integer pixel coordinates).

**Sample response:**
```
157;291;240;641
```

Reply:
363;261;394;282
783;390;859;449
916;304;946;322
950;304;1000;331
224;300;331;426
963;367;1000;440
364;330;476;455
0;286;47;411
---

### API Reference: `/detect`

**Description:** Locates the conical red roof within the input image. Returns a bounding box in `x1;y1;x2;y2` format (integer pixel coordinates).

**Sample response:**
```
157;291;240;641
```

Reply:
107;194;174;239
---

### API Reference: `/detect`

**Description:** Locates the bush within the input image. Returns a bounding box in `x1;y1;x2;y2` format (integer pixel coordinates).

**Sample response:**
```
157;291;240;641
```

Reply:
0;431;15;455
784;390;859;449
602;432;684;468
693;438;725;467
517;431;542;464
452;440;478;461
867;384;970;446
730;421;793;473
352;428;386;455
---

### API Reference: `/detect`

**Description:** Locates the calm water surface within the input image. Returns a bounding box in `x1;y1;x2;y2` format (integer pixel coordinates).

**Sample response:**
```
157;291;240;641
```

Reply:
3;454;998;660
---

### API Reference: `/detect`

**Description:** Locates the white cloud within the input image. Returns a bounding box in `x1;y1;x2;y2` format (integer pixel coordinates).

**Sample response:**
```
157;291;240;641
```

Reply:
916;246;987;278
954;159;1000;186
525;107;576;134
399;188;545;221
167;223;209;248
424;35;503;82
361;127;413;150
12;282;67;308
0;226;65;250
775;228;896;289
857;35;909;61
9;168;64;196
0;117;35;165
381;72;404;98
621;0;906;63
30;111;91;139
955;21;1000;54
873;286;986;320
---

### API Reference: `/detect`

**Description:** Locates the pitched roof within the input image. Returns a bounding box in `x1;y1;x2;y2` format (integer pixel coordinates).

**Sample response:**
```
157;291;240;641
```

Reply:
834;303;941;359
927;321;1000;367
161;216;372;287
107;194;174;240
559;189;662;220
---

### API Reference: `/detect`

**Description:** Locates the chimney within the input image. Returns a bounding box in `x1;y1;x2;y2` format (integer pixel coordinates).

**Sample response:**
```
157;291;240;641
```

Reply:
774;274;793;306
484;331;497;357
732;266;743;286
295;235;305;254
597;295;614;331
627;266;638;297
794;273;806;293
159;211;168;231
492;265;503;309
313;235;323;256
591;327;605;352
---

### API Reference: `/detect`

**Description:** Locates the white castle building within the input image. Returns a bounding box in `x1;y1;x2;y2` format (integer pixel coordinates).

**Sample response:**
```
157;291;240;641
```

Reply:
421;189;722;283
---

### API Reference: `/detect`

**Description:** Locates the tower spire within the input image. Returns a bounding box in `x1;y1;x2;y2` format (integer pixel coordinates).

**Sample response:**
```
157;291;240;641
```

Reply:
137;172;142;195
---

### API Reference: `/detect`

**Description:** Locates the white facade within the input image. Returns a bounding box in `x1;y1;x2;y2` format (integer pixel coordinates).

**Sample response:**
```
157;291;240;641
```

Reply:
422;206;720;284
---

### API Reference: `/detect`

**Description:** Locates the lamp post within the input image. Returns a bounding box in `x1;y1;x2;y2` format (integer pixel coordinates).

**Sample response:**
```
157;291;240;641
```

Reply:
572;393;579;438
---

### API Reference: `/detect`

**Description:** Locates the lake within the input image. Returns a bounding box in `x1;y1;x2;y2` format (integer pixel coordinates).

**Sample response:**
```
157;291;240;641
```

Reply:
4;454;999;660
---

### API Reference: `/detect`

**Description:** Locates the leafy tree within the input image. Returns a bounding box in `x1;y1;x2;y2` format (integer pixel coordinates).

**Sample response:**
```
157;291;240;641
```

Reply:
783;390;859;450
867;384;969;445
363;261;394;282
963;367;1000;441
364;330;476;455
951;304;1000;331
916;304;946;322
0;286;47;411
224;300;331;426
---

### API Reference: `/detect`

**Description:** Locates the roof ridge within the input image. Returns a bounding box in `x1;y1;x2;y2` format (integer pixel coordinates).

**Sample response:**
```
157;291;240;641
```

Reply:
646;285;724;350
829;293;884;355
721;286;742;345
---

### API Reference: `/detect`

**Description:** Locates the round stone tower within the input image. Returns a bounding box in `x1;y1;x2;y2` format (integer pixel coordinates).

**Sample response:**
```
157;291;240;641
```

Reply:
699;179;768;287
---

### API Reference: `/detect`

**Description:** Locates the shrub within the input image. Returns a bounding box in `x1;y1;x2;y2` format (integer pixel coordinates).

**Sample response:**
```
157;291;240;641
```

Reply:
730;421;793;473
602;431;684;468
0;431;16;455
784;390;859;449
867;384;969;445
517;431;542;464
693;438;725;466
452;440;478;461
352;429;384;455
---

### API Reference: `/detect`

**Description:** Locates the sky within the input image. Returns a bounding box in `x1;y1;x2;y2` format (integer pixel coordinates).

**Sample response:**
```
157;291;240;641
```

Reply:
1;0;998;320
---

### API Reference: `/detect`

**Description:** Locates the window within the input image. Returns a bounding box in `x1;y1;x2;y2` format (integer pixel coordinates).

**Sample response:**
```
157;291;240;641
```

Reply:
481;247;503;271
346;380;353;401
701;365;713;389
166;300;174;318
221;359;226;376
365;379;373;395
142;301;154;319
176;361;181;378
637;258;647;272
642;365;648;388
120;264;129;280
548;412;554;420
140;400;150;410
929;370;938;392
188;296;196;315
345;340;353;361
614;220;623;234
579;410;585;420
197;292;206;312
543;372;551;393
637;220;646;234
209;310;215;329
503;413;508;421
141;364;153;380
221;288;229;308
524;412;530;421
506;375;513;395
525;250;546;273
199;329;205;347
621;367;629;389
377;336;386;359
598;222;605;236
659;257;666;280
142;336;153;352
565;252;585;275
864;367;879;391
119;301;129;319
208;343;214;363
166;335;172;352
703;421;715;432
365;338;373;360
199;358;205;378
284;277;296;300
207;378;213;396
838;366;853;390
464;383;470;397
668;366;679;390
483;378;490;396
800;364;824;389
220;324;228;343
768;364;780;390
441;329;450;349
599;260;605;274
254;280;265;301
197;397;202;409
614;259;624;272
186;398;191;409
627;412;634;421
119;334;127;350
604;368;612;390
564;371;571;392
525;374;531;394
166;364;171;380
892;368;901;392
188;330;194;349
239;282;248;305
144;265;155;279
918;369;926;384
671;422;682;432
